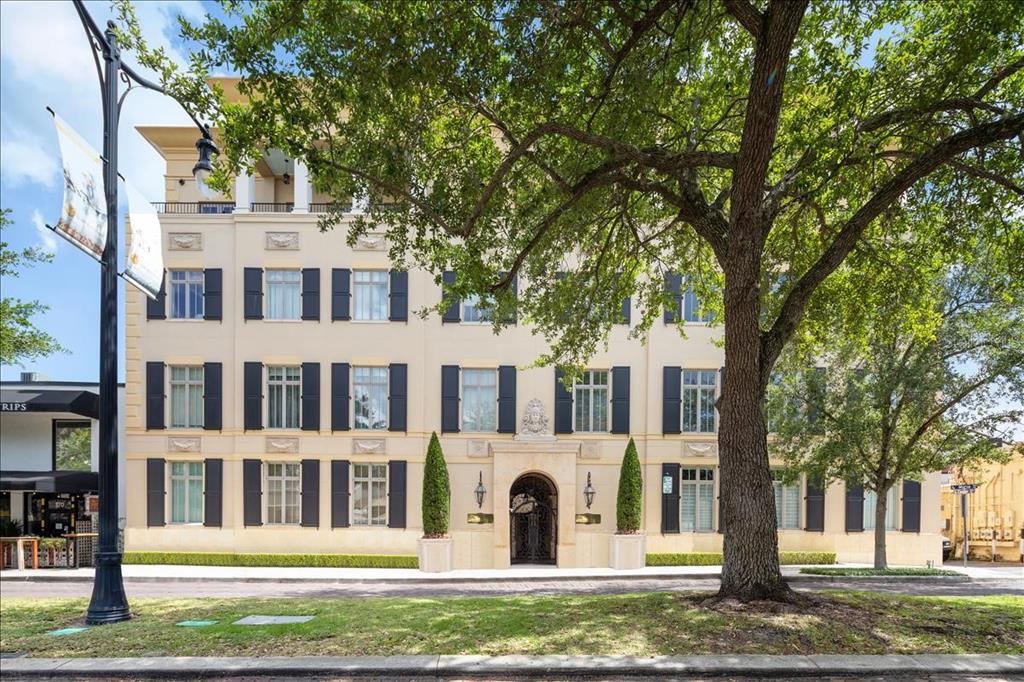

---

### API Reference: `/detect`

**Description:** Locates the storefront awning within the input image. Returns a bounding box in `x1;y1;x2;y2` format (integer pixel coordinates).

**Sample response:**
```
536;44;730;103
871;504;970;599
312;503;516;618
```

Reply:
0;389;99;419
0;470;99;493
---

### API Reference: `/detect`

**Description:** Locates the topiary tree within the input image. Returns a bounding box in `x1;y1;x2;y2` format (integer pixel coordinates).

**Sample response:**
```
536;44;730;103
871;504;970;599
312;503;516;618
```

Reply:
616;438;642;534
421;432;451;538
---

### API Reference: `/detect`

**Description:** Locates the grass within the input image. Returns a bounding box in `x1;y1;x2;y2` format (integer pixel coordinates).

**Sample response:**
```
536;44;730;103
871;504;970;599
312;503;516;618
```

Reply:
1;592;1021;658
800;567;963;577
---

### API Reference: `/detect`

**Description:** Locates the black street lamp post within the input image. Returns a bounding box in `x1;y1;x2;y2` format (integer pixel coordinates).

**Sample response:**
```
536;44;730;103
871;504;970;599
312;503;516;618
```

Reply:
70;0;214;625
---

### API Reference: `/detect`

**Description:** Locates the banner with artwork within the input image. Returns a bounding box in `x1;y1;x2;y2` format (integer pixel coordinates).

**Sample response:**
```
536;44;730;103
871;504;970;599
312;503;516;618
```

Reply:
123;181;164;300
50;111;107;260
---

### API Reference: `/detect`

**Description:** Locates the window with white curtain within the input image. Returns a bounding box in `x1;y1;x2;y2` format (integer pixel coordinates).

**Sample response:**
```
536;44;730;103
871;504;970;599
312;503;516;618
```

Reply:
683;283;714;322
574;370;609;432
681;467;715;532
772;471;801;529
462;368;497;432
462;293;492;323
353;366;388;430
169;461;203;524
267;366;301;429
266;269;301;320
169;270;204;319
864;486;899;530
352;463;387;526
266;462;301;524
682;370;717;433
353;270;388;320
170;366;204;428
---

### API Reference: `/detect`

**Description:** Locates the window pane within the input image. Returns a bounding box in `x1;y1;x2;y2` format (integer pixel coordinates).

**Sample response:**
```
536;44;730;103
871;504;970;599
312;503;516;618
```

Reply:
54;422;91;471
171;477;185;523
784;484;800;529
681;483;696;531
267;270;300;320
864;489;877;530
354;270;388;320
462;369;497;431
188;476;203;522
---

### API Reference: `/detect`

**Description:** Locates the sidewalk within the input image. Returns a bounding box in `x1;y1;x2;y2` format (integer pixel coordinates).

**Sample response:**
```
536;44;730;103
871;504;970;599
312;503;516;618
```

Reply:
1;654;1022;678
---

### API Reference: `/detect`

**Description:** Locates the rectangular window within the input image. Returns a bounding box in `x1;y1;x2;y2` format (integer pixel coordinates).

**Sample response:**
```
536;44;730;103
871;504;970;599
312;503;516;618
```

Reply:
266;269;301;320
267;366;301;429
681;467;715;532
169;366;204;428
574;370;609;433
462;368;497;432
772;471;801;529
353;366;388;430
352;463;387;526
462;293;492;323
682;370;716;433
169;461;204;524
169;270;204;320
266;462;301;524
353;270;389;321
864;486;899;530
54;420;91;471
683;284;713;323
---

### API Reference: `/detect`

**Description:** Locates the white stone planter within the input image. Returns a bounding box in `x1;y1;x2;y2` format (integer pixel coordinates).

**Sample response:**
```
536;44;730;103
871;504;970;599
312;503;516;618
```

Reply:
609;533;646;570
418;537;453;573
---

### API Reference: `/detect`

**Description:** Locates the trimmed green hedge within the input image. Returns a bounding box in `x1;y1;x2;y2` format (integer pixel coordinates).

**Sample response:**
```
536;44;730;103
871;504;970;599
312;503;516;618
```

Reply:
800;567;958;577
122;552;418;569
646;551;836;567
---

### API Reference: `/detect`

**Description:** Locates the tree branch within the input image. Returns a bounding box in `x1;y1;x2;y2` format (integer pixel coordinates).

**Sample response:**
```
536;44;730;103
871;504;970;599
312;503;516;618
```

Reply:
858;98;1005;133
722;0;763;38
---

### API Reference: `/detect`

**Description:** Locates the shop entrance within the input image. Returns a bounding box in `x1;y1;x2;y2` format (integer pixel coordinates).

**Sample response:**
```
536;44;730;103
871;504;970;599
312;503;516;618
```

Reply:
509;473;557;565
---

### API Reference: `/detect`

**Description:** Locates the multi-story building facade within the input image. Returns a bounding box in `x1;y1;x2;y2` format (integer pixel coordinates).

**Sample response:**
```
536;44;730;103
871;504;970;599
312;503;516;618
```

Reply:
123;122;944;569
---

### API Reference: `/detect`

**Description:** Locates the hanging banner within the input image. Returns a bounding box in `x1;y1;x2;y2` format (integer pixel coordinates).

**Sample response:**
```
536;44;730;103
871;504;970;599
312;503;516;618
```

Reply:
49;111;107;260
123;181;164;300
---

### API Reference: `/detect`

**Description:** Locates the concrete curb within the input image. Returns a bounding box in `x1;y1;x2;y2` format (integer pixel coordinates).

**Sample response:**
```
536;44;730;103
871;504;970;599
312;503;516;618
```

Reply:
1;654;1021;678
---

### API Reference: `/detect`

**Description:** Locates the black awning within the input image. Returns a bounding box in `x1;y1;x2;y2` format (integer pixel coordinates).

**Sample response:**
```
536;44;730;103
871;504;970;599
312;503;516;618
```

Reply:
0;389;99;419
0;470;99;494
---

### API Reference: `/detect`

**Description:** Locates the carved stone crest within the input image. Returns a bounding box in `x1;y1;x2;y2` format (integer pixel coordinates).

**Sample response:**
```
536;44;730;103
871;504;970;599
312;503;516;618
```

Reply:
168;232;202;251
265;437;299;453
353;232;386;251
683;441;717;457
168;437;200;452
514;398;556;442
354;438;386;454
265;231;299;250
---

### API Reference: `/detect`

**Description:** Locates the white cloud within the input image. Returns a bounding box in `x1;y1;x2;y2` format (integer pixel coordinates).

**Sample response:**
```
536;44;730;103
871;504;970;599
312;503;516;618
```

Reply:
0;127;59;187
31;208;58;254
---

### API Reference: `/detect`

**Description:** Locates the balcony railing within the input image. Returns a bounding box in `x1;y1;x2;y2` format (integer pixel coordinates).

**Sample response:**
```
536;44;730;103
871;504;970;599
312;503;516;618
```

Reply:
251;202;294;213
153;202;235;214
310;202;347;213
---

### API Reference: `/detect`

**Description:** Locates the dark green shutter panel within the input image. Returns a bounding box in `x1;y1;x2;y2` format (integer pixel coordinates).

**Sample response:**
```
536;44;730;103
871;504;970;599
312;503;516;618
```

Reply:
845;483;864;532
301;268;320;321
441;271;459;323
662;366;681;434
611;366;630;434
331;363;350;431
301;459;320;527
204;458;223;527
805;475;825;532
146;274;166;319
301;362;320;431
388;460;407;528
619;296;631;325
146;458;165;527
497;366;516;434
146;362;165;430
554;367;573;435
243;459;262;526
203;268;222;321
203;362;222;431
661;463;680;534
441;365;460;433
902;480;921;533
331;460;350;527
331;268;351;320
663;272;682;323
498;272;517;325
389;270;408;321
243;362;263;430
388;363;408;432
243;267;263;320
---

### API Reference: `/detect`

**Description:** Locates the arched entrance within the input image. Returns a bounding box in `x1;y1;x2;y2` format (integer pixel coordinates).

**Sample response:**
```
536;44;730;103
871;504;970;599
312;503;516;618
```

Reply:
509;473;557;565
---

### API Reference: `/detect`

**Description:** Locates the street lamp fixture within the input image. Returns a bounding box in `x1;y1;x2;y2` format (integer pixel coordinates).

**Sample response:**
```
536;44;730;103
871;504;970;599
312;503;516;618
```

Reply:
192;134;219;198
474;471;487;509
583;472;595;509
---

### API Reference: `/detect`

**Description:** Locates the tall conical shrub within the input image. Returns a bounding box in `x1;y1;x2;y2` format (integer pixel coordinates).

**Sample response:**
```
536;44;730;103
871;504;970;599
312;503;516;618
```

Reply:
616;438;643;533
422;432;451;538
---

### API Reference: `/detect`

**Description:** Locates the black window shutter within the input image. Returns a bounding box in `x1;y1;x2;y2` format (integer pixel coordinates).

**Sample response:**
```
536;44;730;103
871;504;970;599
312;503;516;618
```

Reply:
441;365;460;433
619;296;631;325
611;366;630;434
243;459;262;526
301;459;320;527
662;366;681;434
203;268;222;321
146;274;166;320
331;460;350;527
389;270;408;321
661;463;680;534
498;272;517;325
146;458;165;527
146;362;165;430
554;367;573;435
331;268;351;321
301;268;320;321
441;271;460;323
301;362;320;431
388;460;407;528
388;363;408;432
497;365;517;434
845;482;864;532
204;458;223;527
331;363;350;431
243;267;263;320
203;362;222;431
805;475;825;532
243;362;263;430
902;480;921;533
663;272;682;323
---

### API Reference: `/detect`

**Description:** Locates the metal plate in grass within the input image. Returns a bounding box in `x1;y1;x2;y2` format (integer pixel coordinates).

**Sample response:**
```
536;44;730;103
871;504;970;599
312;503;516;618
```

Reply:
232;615;314;625
176;620;218;627
48;627;89;636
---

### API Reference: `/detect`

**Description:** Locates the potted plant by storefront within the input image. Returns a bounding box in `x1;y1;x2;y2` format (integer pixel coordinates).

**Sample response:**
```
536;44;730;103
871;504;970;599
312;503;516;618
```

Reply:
610;438;646;569
418;432;453;572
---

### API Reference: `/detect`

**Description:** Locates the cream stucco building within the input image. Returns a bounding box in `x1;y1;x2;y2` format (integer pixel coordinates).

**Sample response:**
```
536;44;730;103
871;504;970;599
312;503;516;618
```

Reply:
122;125;944;569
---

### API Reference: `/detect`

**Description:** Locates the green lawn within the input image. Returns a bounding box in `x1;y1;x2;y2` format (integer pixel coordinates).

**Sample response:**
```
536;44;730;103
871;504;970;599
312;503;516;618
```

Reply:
1;592;1021;658
800;567;963;577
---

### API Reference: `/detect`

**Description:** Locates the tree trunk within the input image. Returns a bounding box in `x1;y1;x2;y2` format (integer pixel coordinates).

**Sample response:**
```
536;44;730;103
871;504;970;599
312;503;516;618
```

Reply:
873;488;888;570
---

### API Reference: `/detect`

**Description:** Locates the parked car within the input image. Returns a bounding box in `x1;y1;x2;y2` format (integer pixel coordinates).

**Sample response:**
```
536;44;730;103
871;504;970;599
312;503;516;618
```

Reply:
942;537;953;561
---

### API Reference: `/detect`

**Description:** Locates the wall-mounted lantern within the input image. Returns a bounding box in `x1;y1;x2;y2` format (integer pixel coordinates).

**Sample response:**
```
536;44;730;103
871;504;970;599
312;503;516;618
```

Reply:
474;471;487;509
583;472;596;509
